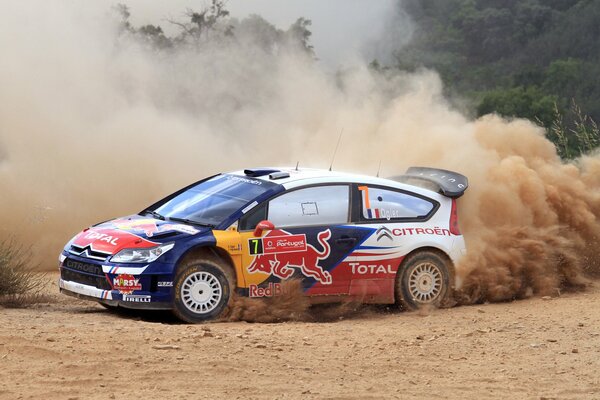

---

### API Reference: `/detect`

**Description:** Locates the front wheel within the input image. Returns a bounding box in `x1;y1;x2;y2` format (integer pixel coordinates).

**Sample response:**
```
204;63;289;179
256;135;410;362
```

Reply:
172;260;232;323
396;250;451;310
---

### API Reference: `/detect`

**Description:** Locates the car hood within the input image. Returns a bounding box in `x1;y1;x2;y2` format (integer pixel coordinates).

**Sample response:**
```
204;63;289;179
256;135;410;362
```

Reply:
70;215;209;256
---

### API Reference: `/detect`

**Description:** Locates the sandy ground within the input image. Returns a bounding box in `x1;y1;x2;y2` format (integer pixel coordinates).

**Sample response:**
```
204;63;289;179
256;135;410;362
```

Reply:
1;276;599;400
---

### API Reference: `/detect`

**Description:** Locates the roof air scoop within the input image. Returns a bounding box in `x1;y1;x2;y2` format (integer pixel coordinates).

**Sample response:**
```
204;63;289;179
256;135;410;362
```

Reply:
269;171;290;180
244;168;281;177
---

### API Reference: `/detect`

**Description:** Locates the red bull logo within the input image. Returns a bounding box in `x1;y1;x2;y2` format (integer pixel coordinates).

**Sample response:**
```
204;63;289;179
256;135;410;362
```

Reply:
248;229;332;284
112;218;159;237
111;218;200;237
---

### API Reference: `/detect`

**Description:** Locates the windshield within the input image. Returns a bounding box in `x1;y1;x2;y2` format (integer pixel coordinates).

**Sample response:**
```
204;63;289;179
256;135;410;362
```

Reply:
153;174;278;227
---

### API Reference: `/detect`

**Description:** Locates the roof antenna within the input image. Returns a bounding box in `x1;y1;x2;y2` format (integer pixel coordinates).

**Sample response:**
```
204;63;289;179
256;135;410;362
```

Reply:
295;161;299;171
329;128;344;171
376;160;382;177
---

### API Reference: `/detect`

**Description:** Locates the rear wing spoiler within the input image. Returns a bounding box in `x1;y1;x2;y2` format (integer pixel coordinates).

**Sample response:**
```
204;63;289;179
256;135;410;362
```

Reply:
389;167;469;198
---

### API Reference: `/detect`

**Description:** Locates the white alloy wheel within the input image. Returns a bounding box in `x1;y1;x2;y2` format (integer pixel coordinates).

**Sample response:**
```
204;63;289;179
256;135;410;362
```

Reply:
181;271;222;314
407;261;443;303
397;251;451;310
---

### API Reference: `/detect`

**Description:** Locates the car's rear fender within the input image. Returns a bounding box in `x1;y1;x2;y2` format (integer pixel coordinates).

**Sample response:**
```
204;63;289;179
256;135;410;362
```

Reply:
396;245;456;281
396;245;460;294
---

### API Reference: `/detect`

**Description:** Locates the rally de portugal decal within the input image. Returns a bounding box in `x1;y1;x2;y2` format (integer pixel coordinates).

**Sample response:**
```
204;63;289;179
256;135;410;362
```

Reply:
248;234;307;255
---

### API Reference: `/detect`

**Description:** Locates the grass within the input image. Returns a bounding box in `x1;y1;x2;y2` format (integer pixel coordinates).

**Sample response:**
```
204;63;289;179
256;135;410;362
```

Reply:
548;100;600;159
0;239;51;308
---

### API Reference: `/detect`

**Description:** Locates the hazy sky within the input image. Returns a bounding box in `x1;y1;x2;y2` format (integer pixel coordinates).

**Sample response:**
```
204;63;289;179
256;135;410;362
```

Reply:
124;0;409;66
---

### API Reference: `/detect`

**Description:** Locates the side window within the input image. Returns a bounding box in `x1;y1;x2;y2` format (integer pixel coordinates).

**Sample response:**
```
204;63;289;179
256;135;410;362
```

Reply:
239;203;267;231
267;185;349;228
358;185;435;221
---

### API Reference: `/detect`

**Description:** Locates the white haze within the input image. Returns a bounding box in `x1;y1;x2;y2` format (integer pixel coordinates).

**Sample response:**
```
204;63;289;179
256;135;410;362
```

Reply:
1;1;599;306
124;0;409;66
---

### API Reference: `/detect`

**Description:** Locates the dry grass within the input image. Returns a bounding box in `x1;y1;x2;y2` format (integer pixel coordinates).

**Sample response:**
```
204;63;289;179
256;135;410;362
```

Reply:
549;100;600;159
0;239;51;308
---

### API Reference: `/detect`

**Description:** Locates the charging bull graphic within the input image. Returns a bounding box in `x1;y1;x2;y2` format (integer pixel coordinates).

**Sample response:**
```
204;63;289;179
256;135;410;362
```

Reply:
248;229;333;284
112;218;160;237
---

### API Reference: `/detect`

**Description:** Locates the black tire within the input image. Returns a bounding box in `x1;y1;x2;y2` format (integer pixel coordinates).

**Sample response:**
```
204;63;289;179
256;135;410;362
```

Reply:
396;250;451;310
172;259;232;323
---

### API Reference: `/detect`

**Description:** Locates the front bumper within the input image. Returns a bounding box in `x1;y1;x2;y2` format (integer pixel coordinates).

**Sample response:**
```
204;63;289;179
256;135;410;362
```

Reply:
59;279;171;309
59;252;174;310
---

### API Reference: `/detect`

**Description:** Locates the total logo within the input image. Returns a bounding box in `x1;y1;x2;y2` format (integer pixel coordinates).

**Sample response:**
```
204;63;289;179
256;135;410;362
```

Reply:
248;229;332;285
84;231;119;246
349;262;395;275
112;274;142;294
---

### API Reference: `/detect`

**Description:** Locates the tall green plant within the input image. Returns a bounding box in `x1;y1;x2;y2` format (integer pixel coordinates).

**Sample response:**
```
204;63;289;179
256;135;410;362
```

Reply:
548;100;600;159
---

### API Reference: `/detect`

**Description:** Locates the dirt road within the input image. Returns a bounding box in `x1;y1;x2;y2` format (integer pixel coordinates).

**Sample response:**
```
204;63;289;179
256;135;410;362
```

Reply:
1;276;599;400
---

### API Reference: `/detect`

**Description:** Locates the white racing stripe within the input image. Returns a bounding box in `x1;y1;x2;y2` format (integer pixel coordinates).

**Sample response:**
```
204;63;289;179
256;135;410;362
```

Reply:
101;264;150;274
354;253;404;262
59;279;113;300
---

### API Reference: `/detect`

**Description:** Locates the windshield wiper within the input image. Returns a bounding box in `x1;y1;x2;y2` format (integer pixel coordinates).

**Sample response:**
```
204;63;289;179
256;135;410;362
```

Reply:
142;210;165;220
167;217;215;228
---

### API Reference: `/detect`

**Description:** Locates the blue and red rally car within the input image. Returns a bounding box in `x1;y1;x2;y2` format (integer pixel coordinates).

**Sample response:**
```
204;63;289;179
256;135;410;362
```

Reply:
59;167;468;323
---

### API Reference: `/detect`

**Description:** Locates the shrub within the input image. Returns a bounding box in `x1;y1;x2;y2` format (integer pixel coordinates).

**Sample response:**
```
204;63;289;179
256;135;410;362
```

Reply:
0;239;49;307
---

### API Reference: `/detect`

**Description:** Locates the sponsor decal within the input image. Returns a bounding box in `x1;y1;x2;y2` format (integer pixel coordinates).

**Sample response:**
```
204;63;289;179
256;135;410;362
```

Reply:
112;219;158;236
112;274;142;294
159;224;199;235
349;262;395;275
226;175;262;185
84;231;119;246
376;226;393;242
73;228;158;255
64;259;103;275
228;244;242;253
413;170;466;189
247;229;332;285
248;282;290;298
249;234;307;255
157;281;173;287
392;227;451;236
122;294;151;303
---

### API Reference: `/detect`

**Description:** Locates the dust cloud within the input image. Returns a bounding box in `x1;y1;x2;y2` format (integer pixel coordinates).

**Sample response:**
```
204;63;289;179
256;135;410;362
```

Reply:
227;280;310;322
227;280;373;322
1;2;599;305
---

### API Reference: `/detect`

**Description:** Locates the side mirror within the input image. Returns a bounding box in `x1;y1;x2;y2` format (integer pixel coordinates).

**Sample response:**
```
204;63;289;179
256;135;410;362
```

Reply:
253;220;274;237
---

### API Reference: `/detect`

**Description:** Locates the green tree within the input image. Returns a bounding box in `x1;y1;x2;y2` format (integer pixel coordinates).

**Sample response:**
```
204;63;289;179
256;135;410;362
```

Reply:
477;86;557;127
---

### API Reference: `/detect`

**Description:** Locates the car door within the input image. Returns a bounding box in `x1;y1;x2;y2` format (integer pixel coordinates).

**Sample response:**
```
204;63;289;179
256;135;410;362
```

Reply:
238;184;369;298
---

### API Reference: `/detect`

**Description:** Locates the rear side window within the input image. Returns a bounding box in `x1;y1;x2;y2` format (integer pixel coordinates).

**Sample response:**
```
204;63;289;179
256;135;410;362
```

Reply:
267;185;349;228
358;185;436;221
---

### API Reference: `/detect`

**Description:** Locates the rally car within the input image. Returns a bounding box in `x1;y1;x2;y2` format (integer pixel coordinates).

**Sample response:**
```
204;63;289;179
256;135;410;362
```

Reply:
59;166;468;323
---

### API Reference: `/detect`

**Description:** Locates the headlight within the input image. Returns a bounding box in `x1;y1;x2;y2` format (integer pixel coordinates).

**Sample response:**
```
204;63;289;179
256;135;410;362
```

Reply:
110;243;175;263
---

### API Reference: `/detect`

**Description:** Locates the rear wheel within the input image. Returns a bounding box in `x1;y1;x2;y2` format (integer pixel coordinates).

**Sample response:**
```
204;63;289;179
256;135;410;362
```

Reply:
396;250;451;310
172;259;232;323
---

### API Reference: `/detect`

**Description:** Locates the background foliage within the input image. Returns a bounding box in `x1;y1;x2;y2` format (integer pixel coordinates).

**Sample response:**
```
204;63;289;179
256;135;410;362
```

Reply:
392;0;600;158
